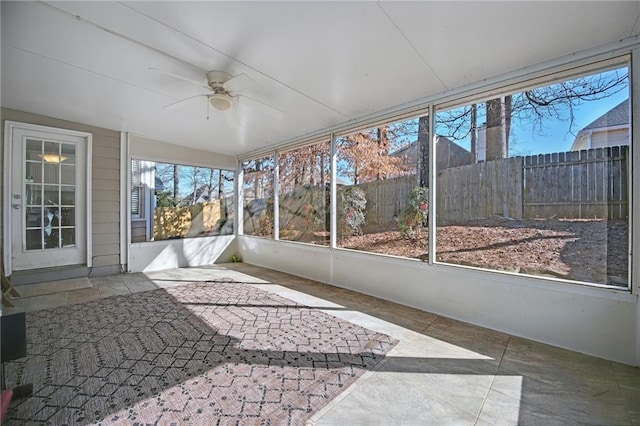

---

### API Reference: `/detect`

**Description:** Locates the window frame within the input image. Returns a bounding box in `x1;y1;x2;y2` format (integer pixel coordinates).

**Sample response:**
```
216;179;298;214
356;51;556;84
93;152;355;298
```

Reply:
129;156;236;243
276;140;332;247
238;52;635;294
130;159;145;220
431;57;631;290
240;154;277;239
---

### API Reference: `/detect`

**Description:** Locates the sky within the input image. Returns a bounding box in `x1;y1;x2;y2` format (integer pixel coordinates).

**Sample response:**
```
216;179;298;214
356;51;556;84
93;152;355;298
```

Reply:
510;89;629;156
437;66;630;157
155;162;235;198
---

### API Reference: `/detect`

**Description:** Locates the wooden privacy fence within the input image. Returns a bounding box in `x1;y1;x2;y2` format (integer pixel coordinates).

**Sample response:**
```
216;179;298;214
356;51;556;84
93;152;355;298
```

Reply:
360;146;629;224
437;157;523;223
358;175;417;225
523;146;628;219
154;198;232;240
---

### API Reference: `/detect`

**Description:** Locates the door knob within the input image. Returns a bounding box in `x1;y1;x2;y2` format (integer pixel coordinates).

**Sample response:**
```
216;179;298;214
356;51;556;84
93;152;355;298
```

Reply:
12;203;21;209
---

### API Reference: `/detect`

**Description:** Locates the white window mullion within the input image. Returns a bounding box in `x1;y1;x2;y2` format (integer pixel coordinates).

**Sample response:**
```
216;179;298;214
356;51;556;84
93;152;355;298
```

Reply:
630;47;639;295
274;150;280;240
236;159;244;236
428;105;436;265
330;133;337;249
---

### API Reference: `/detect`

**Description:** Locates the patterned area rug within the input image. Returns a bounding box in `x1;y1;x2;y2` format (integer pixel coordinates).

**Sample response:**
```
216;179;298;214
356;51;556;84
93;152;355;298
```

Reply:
5;280;397;425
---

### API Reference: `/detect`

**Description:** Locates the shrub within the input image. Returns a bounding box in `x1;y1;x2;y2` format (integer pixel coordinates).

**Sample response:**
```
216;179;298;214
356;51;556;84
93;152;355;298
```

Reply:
338;186;367;236
244;197;274;237
396;187;429;239
257;197;275;236
279;185;326;236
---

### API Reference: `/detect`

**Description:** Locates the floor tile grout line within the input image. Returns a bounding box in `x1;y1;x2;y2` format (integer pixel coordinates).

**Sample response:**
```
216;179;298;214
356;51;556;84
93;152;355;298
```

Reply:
489;346;623;426
483;382;597;426
473;374;497;426
611;361;636;425
497;335;512;370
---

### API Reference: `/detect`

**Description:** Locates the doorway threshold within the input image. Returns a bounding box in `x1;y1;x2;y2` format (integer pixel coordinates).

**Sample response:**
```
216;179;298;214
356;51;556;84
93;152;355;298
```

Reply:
9;265;89;286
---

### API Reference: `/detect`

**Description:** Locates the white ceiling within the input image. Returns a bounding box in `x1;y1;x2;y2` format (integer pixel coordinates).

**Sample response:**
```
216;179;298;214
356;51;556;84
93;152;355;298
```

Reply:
2;1;640;157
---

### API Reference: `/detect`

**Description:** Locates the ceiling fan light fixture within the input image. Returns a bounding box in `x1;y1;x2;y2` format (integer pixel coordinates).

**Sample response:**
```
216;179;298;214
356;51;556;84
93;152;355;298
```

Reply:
210;94;233;111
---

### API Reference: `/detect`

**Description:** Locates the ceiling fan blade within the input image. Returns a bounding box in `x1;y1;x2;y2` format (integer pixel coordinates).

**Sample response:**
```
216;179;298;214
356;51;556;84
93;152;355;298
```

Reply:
163;94;207;110
236;95;284;119
225;106;240;128
149;67;211;91
223;73;255;93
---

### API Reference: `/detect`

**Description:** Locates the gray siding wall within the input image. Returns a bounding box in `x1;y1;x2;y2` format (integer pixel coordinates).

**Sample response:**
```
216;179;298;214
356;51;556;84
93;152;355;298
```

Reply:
1;108;121;274
131;220;147;243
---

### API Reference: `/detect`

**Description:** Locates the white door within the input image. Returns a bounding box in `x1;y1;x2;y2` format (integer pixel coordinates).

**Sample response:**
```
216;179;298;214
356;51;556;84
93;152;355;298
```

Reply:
6;124;89;272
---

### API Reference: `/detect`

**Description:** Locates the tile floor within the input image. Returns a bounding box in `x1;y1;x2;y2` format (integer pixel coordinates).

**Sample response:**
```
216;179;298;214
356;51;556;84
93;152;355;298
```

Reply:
6;263;640;425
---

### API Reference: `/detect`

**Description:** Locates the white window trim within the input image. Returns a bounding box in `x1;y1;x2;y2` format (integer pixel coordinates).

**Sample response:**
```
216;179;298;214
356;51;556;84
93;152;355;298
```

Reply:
630;47;640;296
120;132;128;270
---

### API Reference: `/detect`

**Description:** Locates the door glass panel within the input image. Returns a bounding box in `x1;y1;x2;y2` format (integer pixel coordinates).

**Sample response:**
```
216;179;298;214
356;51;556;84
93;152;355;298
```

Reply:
61;143;75;164
61;228;76;247
60;187;75;205
26;229;42;250
45;206;60;227
25;184;40;205
25;207;42;228
43;206;59;250
25;139;42;161
25;162;41;183
43;185;59;205
61;165;75;185
61;207;75;226
43;141;58;160
44;163;60;184
44;227;60;249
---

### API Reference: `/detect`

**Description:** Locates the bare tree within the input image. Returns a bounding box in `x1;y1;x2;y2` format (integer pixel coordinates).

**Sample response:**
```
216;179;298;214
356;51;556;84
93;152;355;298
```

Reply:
485;96;512;161
218;169;224;198
435;68;628;160
470;104;477;164
417;117;429;188
243;158;274;199
278;142;331;190
173;164;180;198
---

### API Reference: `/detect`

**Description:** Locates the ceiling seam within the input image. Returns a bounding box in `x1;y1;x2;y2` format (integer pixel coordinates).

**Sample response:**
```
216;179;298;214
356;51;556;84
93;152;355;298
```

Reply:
629;10;640;38
376;2;448;92
118;2;346;117
37;1;206;76
38;0;341;116
2;44;174;100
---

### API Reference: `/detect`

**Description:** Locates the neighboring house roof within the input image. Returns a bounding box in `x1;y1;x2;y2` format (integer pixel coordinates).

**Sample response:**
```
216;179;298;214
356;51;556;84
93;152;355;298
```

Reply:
181;184;215;204
331;176;351;186
154;176;165;191
571;99;629;150
580;99;629;131
391;136;472;169
181;185;235;205
391;143;415;159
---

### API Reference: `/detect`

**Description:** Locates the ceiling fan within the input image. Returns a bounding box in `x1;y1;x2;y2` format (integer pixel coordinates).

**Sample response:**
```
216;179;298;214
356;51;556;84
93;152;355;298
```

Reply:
151;68;284;126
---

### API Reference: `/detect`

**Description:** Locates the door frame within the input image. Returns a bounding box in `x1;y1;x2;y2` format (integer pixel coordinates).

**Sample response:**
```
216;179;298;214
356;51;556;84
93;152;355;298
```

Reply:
3;121;93;276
